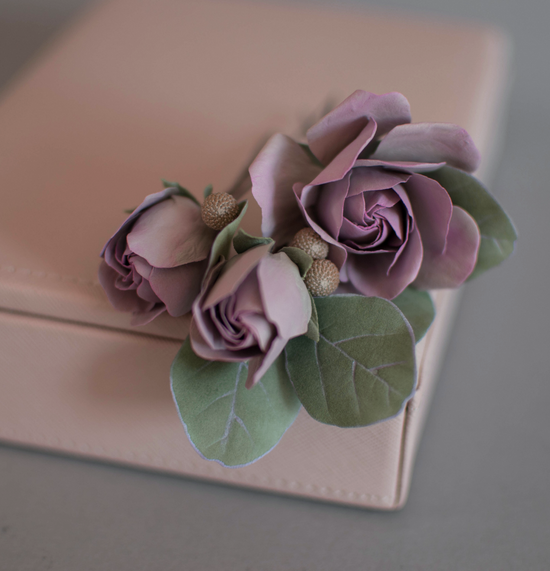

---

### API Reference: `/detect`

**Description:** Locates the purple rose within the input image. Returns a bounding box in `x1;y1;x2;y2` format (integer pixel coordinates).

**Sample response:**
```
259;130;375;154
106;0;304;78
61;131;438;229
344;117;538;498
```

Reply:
190;243;311;388
99;187;216;325
250;90;482;299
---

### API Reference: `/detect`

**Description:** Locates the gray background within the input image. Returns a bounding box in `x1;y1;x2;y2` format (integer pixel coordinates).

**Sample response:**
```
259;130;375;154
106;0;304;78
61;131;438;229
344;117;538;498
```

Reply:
0;0;548;569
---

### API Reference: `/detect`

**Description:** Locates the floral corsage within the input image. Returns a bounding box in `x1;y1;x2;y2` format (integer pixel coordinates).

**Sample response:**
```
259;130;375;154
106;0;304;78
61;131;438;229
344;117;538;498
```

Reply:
99;90;516;467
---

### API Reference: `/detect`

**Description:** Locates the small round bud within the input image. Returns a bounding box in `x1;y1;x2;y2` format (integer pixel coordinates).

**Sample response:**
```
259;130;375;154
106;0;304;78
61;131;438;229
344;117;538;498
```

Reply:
201;192;240;230
304;259;340;297
290;228;329;260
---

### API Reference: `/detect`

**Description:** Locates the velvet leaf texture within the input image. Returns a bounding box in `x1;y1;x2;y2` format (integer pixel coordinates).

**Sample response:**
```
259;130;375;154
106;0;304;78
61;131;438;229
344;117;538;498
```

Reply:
171;338;301;467
392;287;436;343
285;295;416;427
426;166;517;279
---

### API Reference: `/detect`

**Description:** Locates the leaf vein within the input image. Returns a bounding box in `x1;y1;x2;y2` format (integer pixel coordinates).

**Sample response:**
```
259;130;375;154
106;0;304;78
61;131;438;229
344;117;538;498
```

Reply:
218;362;245;453
193;390;234;418
319;333;404;399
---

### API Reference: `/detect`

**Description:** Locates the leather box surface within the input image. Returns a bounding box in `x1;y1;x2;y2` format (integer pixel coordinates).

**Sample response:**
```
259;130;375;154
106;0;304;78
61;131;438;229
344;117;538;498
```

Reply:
0;0;510;508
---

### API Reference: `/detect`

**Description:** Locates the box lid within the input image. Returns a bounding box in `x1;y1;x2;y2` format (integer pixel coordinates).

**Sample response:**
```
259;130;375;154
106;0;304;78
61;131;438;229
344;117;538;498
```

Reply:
0;0;509;340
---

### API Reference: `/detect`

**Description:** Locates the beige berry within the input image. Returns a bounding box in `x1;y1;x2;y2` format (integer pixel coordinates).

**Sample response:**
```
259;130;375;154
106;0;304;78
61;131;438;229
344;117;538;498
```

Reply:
304;259;340;297
201;192;240;230
290;228;329;260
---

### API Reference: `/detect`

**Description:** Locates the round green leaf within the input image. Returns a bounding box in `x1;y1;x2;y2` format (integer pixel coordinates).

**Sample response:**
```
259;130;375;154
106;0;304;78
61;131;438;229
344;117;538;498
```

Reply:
171;338;301;467
426;166;517;280
285;295;416;427
392;288;435;343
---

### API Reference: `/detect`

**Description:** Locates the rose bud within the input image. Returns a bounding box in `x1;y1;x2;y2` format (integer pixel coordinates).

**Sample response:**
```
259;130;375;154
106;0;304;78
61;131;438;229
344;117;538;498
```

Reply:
99;187;216;325
190;243;311;388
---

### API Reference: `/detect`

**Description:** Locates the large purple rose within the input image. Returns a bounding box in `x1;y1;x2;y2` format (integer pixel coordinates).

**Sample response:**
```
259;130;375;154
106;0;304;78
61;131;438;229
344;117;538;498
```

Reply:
250;90;482;299
190;243;311;388
99;187;216;325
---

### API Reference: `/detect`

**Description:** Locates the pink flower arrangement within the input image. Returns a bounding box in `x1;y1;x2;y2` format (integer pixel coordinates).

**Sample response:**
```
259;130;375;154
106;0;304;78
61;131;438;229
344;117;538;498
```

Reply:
98;90;515;467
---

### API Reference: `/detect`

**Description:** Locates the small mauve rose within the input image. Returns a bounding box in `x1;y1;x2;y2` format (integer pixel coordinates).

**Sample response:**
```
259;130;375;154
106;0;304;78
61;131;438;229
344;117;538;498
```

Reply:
99;187;216;325
250;90;482;299
190;243;312;388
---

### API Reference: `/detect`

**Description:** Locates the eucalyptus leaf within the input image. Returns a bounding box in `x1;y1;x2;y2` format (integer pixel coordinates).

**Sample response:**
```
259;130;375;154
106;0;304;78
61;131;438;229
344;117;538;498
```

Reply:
203;184;213;199
233;229;274;254
161;179;201;206
392;288;435;343
207;201;248;269
171;338;301;467
280;247;313;278
426;166;517;280
285;295;416;427
305;292;320;342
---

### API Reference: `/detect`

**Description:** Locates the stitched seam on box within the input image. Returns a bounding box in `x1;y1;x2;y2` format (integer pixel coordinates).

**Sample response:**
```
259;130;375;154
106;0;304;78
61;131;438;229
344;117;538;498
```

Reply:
0;306;185;343
0;428;394;504
0;265;100;287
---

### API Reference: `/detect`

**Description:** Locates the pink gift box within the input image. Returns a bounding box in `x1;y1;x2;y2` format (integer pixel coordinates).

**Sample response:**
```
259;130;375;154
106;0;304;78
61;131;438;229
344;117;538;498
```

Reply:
0;0;510;509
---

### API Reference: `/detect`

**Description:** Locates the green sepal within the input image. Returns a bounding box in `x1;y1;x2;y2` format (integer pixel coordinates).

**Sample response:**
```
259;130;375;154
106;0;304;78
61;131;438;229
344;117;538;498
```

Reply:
161;179;201;206
207;201;248;269
203;184;213;199
123;207;136;214
285;295;416;427
304;292;320;342
233;229;274;255
392;288;435;343
279;246;313;278
171;338;301;467
425;166;517;280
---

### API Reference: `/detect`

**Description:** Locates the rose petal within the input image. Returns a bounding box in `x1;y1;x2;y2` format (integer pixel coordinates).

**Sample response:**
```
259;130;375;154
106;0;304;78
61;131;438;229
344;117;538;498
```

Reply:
130;255;153;279
345;228;423;299
371;123;481;172
353;158;446;173
238;313;276;352
100;186;187;259
103;237;129;275
127;196;216;268
257;252;311;340
190;318;262;362
294;183;347;269
339;217;380;244
404;173;453;255
98;261;155;313
348;166;410;196
307;90;412;165
250;134;322;246
136;277;162;304
192;262;227;350
149;259;208;317
246;336;287;389
130;305;166;326
315;173;351;239
380;203;406;242
413;206;480;289
339;218;394;252
203;244;272;309
308;121;376;186
343;193;366;225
